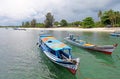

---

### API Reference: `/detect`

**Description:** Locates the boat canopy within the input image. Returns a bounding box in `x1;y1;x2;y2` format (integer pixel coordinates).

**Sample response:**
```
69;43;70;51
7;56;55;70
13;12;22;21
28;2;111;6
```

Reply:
40;35;71;51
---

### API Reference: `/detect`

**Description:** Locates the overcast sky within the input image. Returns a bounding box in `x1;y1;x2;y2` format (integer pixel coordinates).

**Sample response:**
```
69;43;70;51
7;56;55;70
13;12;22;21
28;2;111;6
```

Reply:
0;0;120;26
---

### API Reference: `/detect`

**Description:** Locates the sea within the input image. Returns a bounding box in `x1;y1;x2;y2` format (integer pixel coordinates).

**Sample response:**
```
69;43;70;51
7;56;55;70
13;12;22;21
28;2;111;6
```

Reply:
0;28;120;79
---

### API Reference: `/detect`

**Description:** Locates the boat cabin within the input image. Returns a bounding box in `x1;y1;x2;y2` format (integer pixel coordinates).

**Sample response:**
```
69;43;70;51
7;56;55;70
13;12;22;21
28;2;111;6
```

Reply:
39;34;72;59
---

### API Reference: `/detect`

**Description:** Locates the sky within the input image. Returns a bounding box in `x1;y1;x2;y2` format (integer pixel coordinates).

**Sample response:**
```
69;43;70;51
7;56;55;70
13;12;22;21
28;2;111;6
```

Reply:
0;0;120;26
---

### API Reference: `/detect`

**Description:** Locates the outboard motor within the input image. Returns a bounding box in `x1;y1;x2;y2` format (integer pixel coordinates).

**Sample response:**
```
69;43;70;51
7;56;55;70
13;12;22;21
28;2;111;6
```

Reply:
69;34;74;40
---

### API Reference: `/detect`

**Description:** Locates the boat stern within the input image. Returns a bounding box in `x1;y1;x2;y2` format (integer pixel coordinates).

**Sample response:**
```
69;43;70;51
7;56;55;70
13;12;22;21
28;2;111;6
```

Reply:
113;43;118;47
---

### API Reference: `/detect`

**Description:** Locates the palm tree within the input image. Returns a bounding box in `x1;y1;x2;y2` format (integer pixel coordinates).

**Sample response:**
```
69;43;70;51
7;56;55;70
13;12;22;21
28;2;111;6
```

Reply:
98;10;102;21
31;19;36;27
115;11;120;25
44;12;55;28
107;9;114;26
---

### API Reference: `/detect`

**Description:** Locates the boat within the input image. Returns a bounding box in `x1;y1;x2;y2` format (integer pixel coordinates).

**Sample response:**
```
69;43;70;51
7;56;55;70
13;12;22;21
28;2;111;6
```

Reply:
110;29;120;37
38;34;80;75
64;34;118;55
14;28;26;31
110;32;120;37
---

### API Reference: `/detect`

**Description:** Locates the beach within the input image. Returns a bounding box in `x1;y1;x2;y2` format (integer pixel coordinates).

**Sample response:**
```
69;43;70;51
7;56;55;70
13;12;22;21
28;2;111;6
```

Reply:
23;27;120;32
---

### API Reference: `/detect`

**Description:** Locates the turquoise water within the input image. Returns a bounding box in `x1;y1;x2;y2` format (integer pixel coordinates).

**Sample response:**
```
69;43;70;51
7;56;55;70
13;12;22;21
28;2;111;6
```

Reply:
0;28;120;79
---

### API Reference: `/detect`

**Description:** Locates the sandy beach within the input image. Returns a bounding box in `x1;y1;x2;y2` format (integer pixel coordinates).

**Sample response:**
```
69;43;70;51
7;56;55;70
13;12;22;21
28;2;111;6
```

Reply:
23;27;120;32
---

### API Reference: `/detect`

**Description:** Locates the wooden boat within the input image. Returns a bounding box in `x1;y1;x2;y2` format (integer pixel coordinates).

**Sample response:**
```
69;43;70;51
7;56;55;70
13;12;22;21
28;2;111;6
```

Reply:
110;32;120;37
14;28;26;31
64;34;118;55
38;34;80;75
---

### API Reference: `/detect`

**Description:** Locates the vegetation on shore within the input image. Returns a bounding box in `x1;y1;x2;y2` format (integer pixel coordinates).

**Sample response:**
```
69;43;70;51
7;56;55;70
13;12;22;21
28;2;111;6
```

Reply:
1;9;120;28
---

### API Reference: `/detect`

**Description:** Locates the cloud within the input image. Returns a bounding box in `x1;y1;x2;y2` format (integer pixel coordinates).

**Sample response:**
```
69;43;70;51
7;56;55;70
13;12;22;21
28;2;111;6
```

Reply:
0;0;120;26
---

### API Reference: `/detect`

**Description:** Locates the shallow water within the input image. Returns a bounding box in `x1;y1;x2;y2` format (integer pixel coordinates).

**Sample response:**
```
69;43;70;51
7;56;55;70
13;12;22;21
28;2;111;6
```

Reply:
0;28;120;79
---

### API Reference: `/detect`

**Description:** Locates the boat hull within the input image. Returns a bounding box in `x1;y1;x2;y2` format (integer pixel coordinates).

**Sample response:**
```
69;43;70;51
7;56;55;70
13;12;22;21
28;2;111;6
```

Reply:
39;42;79;75
87;47;113;54
110;33;120;37
67;67;79;75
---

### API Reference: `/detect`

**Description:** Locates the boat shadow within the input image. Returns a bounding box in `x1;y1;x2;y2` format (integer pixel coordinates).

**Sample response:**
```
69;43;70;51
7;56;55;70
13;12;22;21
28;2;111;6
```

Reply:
85;49;114;64
39;49;77;79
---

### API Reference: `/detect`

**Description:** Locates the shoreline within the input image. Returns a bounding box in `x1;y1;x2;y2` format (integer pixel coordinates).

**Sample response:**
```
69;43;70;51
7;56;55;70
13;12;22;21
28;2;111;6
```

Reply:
22;27;120;32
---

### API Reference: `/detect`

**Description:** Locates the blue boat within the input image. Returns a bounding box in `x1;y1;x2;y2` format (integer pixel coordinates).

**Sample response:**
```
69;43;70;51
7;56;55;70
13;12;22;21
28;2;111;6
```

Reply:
110;32;120;37
38;34;80;75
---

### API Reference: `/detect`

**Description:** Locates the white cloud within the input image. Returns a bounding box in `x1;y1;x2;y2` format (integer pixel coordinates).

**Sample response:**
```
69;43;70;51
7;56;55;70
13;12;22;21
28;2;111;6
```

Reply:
0;0;120;26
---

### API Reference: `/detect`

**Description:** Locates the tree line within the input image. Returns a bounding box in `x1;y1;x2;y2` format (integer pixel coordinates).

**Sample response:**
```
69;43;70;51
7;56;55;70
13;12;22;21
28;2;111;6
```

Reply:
21;9;120;28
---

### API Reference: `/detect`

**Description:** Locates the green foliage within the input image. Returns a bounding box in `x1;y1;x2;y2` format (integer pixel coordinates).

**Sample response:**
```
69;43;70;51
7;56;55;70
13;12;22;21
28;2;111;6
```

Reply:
72;21;81;27
95;22;105;27
31;19;36;27
67;23;74;27
54;21;60;27
22;22;25;26
44;12;55;28
60;19;68;27
98;10;102;18
100;9;120;27
101;12;111;25
82;17;95;28
19;10;120;28
22;20;36;27
36;23;45;28
98;10;102;21
24;21;30;27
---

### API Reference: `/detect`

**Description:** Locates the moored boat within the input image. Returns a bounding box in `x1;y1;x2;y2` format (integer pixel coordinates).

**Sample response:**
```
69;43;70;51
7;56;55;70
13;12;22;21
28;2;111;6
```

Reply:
110;32;120;37
38;34;80;74
64;34;118;55
14;28;26;31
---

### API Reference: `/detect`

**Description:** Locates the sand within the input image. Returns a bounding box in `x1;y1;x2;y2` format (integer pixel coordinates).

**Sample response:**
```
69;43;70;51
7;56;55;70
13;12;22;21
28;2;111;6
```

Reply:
23;27;120;32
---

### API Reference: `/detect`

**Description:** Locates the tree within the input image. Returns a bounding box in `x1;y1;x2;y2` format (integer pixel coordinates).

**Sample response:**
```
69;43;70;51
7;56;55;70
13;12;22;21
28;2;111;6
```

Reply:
25;21;30;27
72;21;81;27
107;9;115;26
114;11;120;27
22;22;25;27
60;19;68;26
98;10;102;21
54;21;60;27
82;17;95;28
44;12;54;28
31;19;36;27
95;21;104;27
36;23;45;28
100;10;120;27
101;11;111;25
